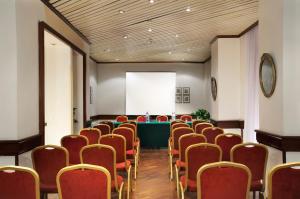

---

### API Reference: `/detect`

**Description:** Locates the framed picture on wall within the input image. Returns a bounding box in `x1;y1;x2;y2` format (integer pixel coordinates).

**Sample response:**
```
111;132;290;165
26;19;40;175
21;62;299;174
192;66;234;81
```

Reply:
183;94;190;103
183;87;190;95
176;87;182;95
176;94;182;103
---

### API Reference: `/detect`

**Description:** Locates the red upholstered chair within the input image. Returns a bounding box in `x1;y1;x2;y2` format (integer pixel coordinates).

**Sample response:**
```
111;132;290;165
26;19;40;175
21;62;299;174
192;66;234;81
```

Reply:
196;162;251;199
80;128;101;144
180;115;193;122
194;122;213;134
0;166;40;199
32;145;69;198
116;115;128;122
215;133;242;161
61;135;88;165
178;143;222;198
171;123;190;131
57;164;111;199
231;143;268;199
136;115;147;122
268;162;300;199
113;127;138;179
100;121;114;132
94;124;111;135
156;115;169;122
80;144;124;199
99;134;132;190
169;127;194;180
202;127;224;144
192;120;205;130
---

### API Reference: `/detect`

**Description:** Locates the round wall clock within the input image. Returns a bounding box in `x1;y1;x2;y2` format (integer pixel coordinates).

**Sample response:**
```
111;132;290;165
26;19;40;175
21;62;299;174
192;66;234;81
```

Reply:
259;53;277;98
211;77;217;101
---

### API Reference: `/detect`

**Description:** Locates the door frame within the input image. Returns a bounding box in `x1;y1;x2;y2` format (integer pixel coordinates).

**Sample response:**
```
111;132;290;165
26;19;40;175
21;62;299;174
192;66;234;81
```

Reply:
39;21;87;144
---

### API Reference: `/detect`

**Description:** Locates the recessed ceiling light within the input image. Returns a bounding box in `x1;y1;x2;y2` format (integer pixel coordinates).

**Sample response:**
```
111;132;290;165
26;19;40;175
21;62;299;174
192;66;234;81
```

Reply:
175;34;179;38
115;58;120;61
148;28;153;32
186;6;191;12
149;0;154;4
119;10;125;14
182;58;185;61
168;51;172;55
123;35;128;39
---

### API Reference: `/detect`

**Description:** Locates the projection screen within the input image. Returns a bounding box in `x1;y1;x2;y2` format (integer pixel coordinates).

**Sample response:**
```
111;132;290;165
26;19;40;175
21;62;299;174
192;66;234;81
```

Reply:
126;72;176;115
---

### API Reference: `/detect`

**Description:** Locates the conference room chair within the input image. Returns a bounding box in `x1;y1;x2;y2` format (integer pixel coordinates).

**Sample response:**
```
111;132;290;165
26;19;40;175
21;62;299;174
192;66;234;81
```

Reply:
99;134;132;190
32;145;69;199
156;115;169;122
170;120;184;126
116;115;128;122
56;164;111;199
202;127;224;144
196;162;251;199
194;122;213;134
94;123;111;135
178;143;222;198
268;162;300;199
231;143;268;199
113;127;138;179
80;144;125;199
180;115;193;122
100;121;114;132
0;166;40;199
215;133;243;161
136;115;147;122
61;135;88;165
169;127;194;180
192;120;205;130
79;128;101;144
171;122;190;131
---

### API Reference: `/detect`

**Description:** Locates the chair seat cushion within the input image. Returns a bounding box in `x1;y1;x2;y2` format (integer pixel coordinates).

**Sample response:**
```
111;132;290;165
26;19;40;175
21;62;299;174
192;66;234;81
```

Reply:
176;160;186;168
251;179;263;191
111;175;123;190
126;149;136;156
171;149;179;158
40;183;57;193
116;160;131;170
180;176;197;192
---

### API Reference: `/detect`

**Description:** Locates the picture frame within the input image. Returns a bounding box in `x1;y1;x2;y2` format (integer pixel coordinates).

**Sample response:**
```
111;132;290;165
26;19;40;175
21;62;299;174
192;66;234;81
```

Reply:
211;77;217;101
259;53;277;98
183;94;190;103
176;87;182;95
176;94;182;103
183;87;190;95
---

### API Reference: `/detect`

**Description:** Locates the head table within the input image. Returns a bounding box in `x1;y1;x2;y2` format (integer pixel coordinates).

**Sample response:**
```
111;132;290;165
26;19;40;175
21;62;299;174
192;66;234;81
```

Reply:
113;121;192;149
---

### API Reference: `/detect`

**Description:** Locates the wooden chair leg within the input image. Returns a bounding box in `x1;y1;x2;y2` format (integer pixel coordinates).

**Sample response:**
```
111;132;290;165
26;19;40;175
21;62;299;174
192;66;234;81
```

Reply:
253;191;256;199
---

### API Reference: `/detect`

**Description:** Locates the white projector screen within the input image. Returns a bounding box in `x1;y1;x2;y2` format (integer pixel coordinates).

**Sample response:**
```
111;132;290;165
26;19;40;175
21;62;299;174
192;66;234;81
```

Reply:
126;72;176;115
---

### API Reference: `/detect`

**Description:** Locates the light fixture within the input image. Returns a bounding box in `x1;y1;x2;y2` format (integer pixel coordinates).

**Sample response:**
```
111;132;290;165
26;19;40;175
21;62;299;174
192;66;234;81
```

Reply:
115;58;120;61
168;51;172;55
175;34;179;38
148;28;152;32
186;6;191;12
119;10;125;14
149;0;154;4
104;48;111;52
123;35;128;39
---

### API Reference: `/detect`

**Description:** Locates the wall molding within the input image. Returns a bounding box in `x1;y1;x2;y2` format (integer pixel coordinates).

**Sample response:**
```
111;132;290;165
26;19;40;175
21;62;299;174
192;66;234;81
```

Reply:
255;130;300;163
96;61;207;64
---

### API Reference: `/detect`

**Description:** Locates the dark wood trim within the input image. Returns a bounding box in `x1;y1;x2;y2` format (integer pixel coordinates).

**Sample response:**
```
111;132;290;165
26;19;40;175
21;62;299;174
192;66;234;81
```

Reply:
40;0;91;44
89;56;98;63
203;56;211;63
90;114;196;121
256;130;300;163
39;21;87;143
210;119;244;138
210;21;259;44
96;61;206;64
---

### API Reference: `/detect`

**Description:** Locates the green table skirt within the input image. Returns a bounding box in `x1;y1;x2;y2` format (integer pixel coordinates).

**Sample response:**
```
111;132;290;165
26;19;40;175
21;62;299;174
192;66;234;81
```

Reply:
114;121;191;149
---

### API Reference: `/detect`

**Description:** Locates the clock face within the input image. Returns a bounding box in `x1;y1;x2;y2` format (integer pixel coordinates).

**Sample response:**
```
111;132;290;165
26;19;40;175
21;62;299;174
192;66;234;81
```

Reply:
211;77;217;101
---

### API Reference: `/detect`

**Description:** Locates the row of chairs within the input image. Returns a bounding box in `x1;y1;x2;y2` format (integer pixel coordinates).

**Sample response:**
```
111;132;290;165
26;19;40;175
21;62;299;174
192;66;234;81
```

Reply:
116;114;194;122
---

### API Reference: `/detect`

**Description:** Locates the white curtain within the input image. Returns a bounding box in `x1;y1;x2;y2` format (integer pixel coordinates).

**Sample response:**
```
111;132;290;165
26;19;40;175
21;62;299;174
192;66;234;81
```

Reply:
241;26;259;142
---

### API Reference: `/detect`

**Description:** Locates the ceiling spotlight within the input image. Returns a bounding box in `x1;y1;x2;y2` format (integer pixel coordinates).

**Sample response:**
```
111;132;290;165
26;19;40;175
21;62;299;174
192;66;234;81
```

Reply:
115;58;120;61
148;28;153;32
168;51;172;55
149;0;154;3
175;34;179;38
123;35;128;39
186;6;191;12
119;10;125;14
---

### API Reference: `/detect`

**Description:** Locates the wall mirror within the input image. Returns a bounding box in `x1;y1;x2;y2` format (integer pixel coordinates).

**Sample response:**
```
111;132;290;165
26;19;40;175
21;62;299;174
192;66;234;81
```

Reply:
259;53;277;98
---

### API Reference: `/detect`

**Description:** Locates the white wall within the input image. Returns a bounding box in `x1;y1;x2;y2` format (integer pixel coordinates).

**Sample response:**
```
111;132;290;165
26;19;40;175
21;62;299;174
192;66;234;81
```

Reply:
89;59;98;117
95;63;208;116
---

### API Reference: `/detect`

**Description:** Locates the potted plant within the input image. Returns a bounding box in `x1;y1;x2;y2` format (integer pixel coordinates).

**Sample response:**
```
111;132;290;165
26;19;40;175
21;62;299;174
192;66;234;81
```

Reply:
191;109;210;121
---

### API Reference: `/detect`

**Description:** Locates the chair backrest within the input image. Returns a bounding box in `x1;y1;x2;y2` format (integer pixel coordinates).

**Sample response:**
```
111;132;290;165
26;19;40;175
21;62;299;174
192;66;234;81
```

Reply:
119;123;137;140
192;120;205;130
170;120;184;126
94;124;111;135
80;144;119;190
180;115;193;122
0;166;40;199
100;121;114;132
156;115;168;122
61;135;89;165
202;127;224;144
112;127;134;151
99;134;127;164
215;133;242;161
197;162;251;199
178;134;207;162
57;164;111;199
186;143;222;184
80;128;101;144
195;122;213;134
136;115;147;122
171;123;190;132
172;127;194;150
268;162;300;199
116;115;128;122
231;143;268;189
32;145;69;190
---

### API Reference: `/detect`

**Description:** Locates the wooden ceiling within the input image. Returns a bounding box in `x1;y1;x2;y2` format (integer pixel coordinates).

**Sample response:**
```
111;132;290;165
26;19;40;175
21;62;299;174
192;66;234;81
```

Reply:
47;0;258;62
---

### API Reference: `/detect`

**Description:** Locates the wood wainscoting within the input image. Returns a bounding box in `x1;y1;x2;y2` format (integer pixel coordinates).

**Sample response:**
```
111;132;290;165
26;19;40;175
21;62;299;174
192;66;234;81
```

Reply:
255;130;300;163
